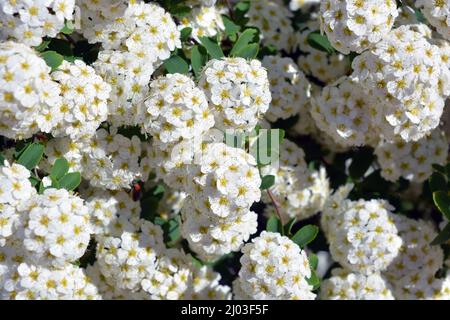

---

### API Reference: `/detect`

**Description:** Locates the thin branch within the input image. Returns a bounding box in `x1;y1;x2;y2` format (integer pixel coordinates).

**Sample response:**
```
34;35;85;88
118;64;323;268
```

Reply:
267;189;284;226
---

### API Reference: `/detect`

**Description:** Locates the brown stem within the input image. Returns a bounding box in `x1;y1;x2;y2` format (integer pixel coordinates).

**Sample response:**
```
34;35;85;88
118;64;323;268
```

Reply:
267;189;284;226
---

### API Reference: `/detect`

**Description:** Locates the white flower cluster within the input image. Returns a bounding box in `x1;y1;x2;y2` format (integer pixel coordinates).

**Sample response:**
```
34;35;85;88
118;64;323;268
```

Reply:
320;268;394;300
352;25;450;142
44;128;144;190
199;57;271;132
261;140;330;221
311;76;381;147
233;231;316;300
319;0;398;54
140;74;214;149
181;143;260;261
384;215;448;300
51;60;111;140
325;197;402;275
416;0;450;41
0;0;75;46
179;5;225;41
262;55;311;122
1;262;100;300
375;129;449;183
246;0;296;52
95;219;231;299
0;42;60;139
0;162;36;246
84;0;181;126
82;187;141;237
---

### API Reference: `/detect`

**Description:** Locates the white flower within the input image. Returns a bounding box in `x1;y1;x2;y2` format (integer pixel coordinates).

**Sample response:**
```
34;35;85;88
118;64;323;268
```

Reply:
0;42;61;139
320;268;394;300
320;0;398;54
416;0;450;41
375;129;448;182
0;0;75;46
199;58;271;132
262;55;311;122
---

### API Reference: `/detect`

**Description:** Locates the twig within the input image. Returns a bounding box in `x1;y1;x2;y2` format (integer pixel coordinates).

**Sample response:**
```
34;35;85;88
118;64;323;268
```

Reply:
225;0;234;20
267;189;284;226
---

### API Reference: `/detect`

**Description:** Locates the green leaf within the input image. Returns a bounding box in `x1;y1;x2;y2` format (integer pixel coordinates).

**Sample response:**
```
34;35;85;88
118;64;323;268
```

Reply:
61;21;74;34
180;27;192;42
429;172;448;193
260;175;275;190
40;51;64;71
433;191;450;220
266;216;282;234
38;181;45;194
50;158;69;180
291;225;319;248
283;218;297;236
58;172;81;191
306;270;320;290
234;1;250;13
307;31;335;54
29;176;40;187
431;223;450;245
171;5;191;18
222;15;240;38
50;176;60;189
0;153;4;166
234;43;259;59
166;218;180;244
191;45;208;77
17;143;44;170
308;253;319;271
153;184;165;197
35;39;51;52
198;37;224;59
164;55;189;74
230;28;258;56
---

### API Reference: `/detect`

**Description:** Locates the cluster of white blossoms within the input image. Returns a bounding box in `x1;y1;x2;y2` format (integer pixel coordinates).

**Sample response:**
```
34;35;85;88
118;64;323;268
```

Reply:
85;0;181;127
352;25;450;142
199;57;271;131
44;128;145;190
262;55;311;122
416;0;450;41
384;215;449;300
1;262;100;300
233;231;315;300
246;0;296;52
0;42;61;140
319;0;398;54
320;268;394;300
51;60;111;140
311;76;381;147
180;143;260;261
0;162;36;246
2;0;450;302
375;129;449;183
82;187;141;238
261;140;330;221
94;219;231;300
179;5;225;41
140;73;215;149
0;0;75;46
325;197;402;275
22;188;91;267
